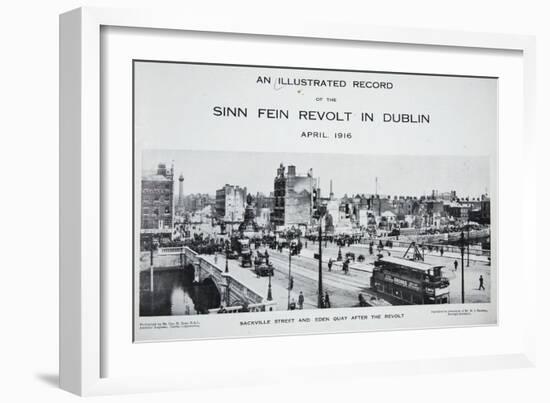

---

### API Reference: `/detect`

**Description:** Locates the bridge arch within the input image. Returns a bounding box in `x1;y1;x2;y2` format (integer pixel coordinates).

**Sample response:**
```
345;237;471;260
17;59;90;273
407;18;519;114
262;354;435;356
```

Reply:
201;276;222;308
202;275;221;295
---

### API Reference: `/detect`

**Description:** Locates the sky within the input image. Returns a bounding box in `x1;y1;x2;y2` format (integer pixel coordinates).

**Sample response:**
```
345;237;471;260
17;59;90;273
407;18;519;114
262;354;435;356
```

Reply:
142;149;490;198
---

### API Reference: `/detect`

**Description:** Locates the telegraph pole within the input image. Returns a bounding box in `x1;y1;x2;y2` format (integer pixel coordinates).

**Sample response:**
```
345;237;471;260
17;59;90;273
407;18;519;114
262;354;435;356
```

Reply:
287;244;292;309
311;185;325;309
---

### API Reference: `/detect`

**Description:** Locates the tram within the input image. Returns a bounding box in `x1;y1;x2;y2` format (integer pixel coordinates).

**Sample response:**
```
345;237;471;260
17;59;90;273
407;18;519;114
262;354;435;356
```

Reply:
370;256;450;305
239;239;253;268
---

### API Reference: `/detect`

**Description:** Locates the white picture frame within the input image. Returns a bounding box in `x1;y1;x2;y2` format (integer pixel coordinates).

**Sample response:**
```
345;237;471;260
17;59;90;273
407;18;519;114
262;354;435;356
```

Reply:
59;6;537;396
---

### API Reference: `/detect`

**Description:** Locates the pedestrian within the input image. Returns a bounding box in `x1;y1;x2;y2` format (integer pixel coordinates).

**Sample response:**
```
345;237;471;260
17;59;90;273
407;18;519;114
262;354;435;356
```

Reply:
328;258;333;272
298;291;304;309
478;275;485;290
358;293;367;307
324;292;331;308
453;260;458;271
440;247;444;256
214;252;218;264
289;298;296;310
343;259;350;275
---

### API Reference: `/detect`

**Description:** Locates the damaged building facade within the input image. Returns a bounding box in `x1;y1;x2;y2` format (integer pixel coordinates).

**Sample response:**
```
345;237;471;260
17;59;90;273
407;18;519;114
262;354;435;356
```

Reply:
271;163;315;229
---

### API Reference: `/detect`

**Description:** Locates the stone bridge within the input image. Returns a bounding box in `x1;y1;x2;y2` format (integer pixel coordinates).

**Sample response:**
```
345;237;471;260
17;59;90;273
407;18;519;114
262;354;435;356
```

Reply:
155;246;270;311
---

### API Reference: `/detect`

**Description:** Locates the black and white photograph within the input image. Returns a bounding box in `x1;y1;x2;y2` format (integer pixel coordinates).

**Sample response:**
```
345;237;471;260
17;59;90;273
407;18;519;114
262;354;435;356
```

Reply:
133;60;497;342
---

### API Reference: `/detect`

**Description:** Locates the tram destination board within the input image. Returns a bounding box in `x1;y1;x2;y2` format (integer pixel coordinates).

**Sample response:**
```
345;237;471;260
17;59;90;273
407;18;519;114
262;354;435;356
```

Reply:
132;60;497;342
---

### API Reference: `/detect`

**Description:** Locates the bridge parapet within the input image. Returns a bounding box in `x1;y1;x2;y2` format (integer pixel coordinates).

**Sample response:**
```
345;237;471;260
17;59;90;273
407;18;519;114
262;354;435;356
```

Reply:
156;246;265;308
208;301;277;314
158;245;186;255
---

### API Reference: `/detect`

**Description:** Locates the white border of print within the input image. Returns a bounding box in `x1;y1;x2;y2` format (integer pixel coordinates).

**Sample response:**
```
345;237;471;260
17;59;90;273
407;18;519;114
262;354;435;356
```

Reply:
59;7;537;396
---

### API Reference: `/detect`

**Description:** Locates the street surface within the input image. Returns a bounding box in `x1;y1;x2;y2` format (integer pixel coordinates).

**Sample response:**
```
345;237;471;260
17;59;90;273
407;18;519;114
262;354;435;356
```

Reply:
301;240;491;304
201;239;491;310
203;249;375;311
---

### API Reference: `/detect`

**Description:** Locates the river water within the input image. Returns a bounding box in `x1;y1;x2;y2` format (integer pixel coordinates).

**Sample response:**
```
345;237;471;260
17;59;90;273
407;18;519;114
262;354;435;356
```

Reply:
139;268;221;316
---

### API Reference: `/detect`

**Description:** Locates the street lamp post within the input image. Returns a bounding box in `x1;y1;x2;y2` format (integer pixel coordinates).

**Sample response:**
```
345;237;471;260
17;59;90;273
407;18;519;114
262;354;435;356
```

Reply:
225;245;229;273
226;277;231;306
150;237;155;292
318;216;323;309
460;231;465;303
287;230;293;310
267;270;273;301
467;223;470;267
